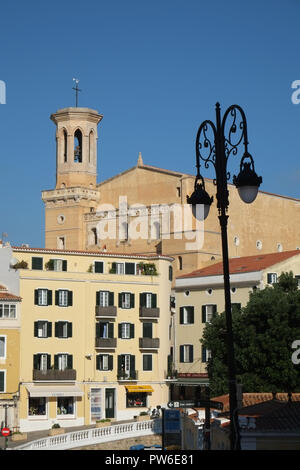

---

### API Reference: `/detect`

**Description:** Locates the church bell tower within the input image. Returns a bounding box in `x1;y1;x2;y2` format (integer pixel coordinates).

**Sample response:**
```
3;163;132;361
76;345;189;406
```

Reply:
42;107;103;250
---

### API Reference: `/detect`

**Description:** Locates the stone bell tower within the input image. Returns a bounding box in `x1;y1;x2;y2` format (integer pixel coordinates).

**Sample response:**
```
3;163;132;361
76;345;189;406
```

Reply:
42;107;103;250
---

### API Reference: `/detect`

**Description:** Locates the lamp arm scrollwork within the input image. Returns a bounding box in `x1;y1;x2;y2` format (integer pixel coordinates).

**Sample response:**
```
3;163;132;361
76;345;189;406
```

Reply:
195;119;217;178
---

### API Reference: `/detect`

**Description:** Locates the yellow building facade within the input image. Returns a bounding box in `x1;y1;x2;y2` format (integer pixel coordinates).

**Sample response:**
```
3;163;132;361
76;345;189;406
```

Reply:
0;243;173;432
174;250;300;389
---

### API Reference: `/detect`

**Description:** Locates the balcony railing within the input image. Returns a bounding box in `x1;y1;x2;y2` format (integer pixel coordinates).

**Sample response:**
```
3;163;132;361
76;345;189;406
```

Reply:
139;307;160;318
95;306;117;317
117;370;138;381
95;337;117;348
139;338;160;349
33;369;76;381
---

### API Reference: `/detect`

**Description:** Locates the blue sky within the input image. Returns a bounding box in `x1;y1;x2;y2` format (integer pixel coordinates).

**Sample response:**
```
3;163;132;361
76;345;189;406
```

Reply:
0;0;299;247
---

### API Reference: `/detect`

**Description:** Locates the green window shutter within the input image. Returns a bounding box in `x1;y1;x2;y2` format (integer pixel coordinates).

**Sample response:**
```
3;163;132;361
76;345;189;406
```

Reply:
118;324;122;338
202;306;206;323
111;262;116;274
0;372;4;392
140;293;146;307
54;322;59;337
202;346;207;363
54;354;58;370
96;355;100;370
55;290;59;306
190;307;194;323
130;323;135;339
108;355;113;371
34;322;38;337
125;262;135;275
130;355;135;374
67;355;73;369
179;346;184;363
118;293;122;308
94;261;103;273
47;322;52;338
143;322;152;338
68;291;73;307
180;307;184;324
189;346;193;363
33;354;40;369
96;323;101;338
130;293;135;308
117;355;122;374
47;354;51;370
32;257;43;270
108;323;114;338
96;291;100;306
62;260;67;271
213;305;217;317
109;291;114;306
47;290;52;306
151;294;157;308
67;322;72;338
34;289;39;305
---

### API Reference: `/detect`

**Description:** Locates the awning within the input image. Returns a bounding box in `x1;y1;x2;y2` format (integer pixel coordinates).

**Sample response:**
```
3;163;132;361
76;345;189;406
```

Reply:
125;385;154;393
26;385;84;397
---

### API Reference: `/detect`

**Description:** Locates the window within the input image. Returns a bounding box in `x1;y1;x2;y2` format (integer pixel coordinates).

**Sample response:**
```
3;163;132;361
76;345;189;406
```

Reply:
143;354;152;371
115;263;124;274
180;306;194;324
0;303;16;319
96;354;113;371
118;354;135;379
74;129;82;162
33;353;50;371
202;346;211;363
169;266;173;281
140;293;157;308
179;345;193;363
178;256;183;271
267;273;277;284
0;336;6;359
34;321;52;338
126;392;147;408
96;291;114;307
0;370;5;392
119;323;134;339
29;397;46;416
54;353;73;370
58;237;65;249
63;129;68;162
119;222;129;241
32;257;43;270
202;305;217;323
119;292;135;309
55;290;73;307
34;289;52;306
296;275;300;288
57;397;74;416
96;322;114;339
55;321;72;338
94;261;104;273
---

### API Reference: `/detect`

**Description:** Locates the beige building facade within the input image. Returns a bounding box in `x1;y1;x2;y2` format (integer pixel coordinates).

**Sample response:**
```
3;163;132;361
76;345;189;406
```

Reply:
0;243;173;432
42;107;300;282
174;250;300;385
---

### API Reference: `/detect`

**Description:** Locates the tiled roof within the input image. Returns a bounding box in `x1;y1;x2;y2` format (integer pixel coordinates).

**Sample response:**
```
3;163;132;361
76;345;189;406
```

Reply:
0;292;21;301
12;246;173;261
177;250;300;279
212;393;300;412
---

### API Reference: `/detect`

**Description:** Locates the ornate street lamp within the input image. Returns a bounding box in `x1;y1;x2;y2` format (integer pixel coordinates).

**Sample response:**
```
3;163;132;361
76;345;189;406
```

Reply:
187;102;262;450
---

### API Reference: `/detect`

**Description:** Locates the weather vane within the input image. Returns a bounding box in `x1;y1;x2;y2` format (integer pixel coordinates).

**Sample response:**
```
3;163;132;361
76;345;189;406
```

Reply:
72;78;81;107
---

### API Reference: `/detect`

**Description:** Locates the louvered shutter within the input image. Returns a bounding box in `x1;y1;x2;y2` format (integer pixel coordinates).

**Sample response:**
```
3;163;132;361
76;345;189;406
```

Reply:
130;323;135;339
180;307;184;324
108;355;113;371
68;291;73;306
151;294;157;308
109;291;114;306
130;293;135;308
47;290;52;306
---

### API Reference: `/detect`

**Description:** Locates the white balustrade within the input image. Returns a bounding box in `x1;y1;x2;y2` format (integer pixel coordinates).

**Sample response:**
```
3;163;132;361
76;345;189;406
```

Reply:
13;419;162;451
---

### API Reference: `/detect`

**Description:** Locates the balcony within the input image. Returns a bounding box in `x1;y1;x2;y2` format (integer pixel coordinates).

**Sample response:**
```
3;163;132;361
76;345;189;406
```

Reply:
117;370;138;381
139;307;160;319
95;337;117;348
95;306;117;317
139;338;160;349
33;369;76;381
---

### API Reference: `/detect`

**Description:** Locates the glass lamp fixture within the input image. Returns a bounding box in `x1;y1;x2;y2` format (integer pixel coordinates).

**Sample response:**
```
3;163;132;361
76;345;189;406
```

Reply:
186;176;213;220
233;154;263;204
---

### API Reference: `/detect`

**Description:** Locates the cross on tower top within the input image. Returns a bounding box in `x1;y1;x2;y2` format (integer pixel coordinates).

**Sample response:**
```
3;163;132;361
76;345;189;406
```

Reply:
72;78;81;107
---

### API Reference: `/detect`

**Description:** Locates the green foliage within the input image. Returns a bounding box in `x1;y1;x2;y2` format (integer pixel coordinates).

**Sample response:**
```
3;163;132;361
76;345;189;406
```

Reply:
137;262;158;276
12;260;28;269
201;272;300;396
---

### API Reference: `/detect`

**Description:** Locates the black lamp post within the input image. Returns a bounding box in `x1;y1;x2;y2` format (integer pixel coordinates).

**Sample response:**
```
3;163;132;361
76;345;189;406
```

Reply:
187;102;262;450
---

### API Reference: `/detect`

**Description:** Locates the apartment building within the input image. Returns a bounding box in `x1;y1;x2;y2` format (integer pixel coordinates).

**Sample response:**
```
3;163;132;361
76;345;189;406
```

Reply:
173;250;300;396
0;243;173;432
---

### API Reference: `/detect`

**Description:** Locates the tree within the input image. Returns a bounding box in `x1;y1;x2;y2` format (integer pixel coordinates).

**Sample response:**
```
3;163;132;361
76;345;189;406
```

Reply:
201;272;300;396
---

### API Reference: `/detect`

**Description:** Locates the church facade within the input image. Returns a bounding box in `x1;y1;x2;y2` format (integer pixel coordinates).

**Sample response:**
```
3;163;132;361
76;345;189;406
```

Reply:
42;107;300;281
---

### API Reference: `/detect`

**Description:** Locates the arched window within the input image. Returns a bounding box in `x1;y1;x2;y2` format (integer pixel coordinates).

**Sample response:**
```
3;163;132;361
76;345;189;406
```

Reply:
74;129;82;162
63;129;68;162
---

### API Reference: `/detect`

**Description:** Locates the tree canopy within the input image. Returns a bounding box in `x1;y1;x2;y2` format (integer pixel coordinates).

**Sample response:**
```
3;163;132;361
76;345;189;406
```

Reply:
201;272;300;396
